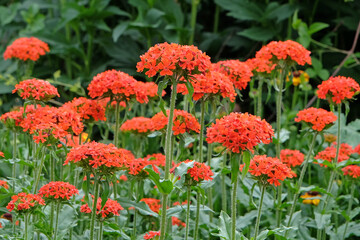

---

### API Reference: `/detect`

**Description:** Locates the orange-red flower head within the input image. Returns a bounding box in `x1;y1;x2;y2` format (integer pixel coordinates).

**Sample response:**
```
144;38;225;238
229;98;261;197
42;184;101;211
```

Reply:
4;37;49;61
245;57;275;74
294;107;337;132
0;180;8;189
120;117;153;134
13;79;59;101
255;40;311;66
342;165;360;179
6;192;45;213
280;149;304;168
80;197;123;219
140;198;161;213
38;181;78;201
314;143;354;166
317;76;360;104
213;60;253;90
137;42;211;78
62;97;106;122
171;160;214;183
172;216;186;227
206;112;274;153
144;231;161;239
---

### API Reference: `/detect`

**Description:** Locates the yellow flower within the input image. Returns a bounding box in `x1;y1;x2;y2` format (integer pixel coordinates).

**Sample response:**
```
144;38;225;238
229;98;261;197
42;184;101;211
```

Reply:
292;70;309;86
324;134;337;143
301;192;321;206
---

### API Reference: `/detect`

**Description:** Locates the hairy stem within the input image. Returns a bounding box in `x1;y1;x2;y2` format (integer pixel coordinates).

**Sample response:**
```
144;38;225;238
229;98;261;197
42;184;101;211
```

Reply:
254;185;266;240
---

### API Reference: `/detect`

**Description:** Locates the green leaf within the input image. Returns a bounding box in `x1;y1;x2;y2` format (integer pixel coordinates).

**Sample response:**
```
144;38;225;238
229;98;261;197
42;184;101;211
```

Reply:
308;22;329;35
230;154;240;184
318;69;329;80
112;21;129;42
241;151;251;180
214;0;263;21
314;212;331;230
0;3;19;26
238;27;275;41
173;161;194;178
146;168;174;194
117;197;158;217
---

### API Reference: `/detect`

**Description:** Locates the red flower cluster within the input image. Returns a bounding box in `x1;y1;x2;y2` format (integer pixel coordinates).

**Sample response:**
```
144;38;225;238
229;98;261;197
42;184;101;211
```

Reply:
314;143;354;166
172;216;186;227
342;165;360;179
280;149;304;167
137;42;211;78
63;97;106;122
294;107;337;132
246;155;294;186
80;197;123;218
88;70;148;103
144;231;161;239
206;112;274;153
255;40;312;66
213;60;253;90
171;160;214;182
38;181;78;201
355;144;360;155
64;141;134;175
0;152;3;158
316;76;360;104
245;57;275;74
0;180;8;189
125;158;149;176
151;109;200;135
145;153;166;167
6;192;45;213
13;79;59;101
173;200;188;206
3;37;49;61
120;117;153;134
138;82;166;98
20;106;84;144
177;71;236;102
140;198;161;213
0;105;39;131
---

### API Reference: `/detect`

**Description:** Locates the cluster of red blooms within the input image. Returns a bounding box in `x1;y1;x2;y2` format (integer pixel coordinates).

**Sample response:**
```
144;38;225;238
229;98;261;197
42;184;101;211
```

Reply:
138;82;166;98
3;37;49;61
213;60;253;90
6;192;45;213
0;152;3;158
314;143;354;166
172;216;186;227
280;149;304;167
20;106;84;144
120;117;153;134
173;200;188;206
145;153;166;167
136;42;211;78
355;144;360;155
0;180;8;189
245;57;275;74
80;197;123;218
317;76;360;104
38;181;78;201
64;141;135;174
206;112;274;153
245;155;294;186
128;153;166;175
13;79;59;101
255;40;312;66
171;160;213;182
0;105;39;132
144;231;161;239
342;165;360;179
177;71;236;102
88;69;148;103
140;198;161;213
152;109;200;135
294;107;337;132
63;97;106;122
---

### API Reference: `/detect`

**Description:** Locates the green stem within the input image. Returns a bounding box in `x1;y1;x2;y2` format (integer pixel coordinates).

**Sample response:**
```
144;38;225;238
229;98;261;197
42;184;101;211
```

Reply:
291;86;298;110
257;78;264;117
50;202;55;235
33;146;46;194
54;202;61;240
185;187;191;240
114;101;121;147
85;31;94;76
254;185;266;240
99;221;104;240
24;213;29;240
132;182;140;239
194;191;201;240
207;144;213;223
160;80;178;240
342;181;355;240
222;153;227;212
189;0;200;45
12;132;17;190
285;132;318;236
231;166;239;240
199;100;206;162
213;5;220;33
90;177;100;240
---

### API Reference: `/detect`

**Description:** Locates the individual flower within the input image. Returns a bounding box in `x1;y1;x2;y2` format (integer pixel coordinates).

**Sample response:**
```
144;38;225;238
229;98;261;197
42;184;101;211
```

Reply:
151;109;200;135
314;143;354;166
245;57;275;74
206;112;274;153
120;117;153;134
88;69;148;103
6;193;45;213
64;141;134;175
3;37;49;61
12;79;59;101
244;155;294;186
294;107;337;132
171;160;213;183
255;40;312;66
289;70;310;86
280;149;304;168
136;42;211;78
0;152;4;158
0;180;9;189
172;216;186;227
144;231;161;239
140;198;161;213
301;191;321;206
342;165;360;179
213;60;253;90
177;70;236;102
317;76;360;104
20;106;84;144
119;175;128;181
38;182;78;201
80;197;123;219
62;97;106;122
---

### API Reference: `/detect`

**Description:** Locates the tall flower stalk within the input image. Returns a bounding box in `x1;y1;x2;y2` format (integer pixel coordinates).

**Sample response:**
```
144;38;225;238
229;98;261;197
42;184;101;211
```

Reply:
254;185;266;240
